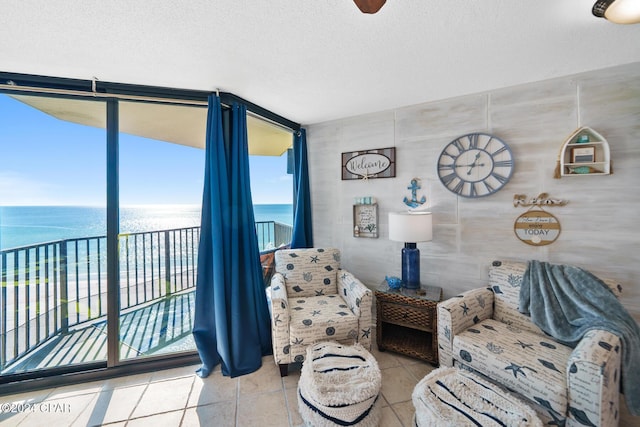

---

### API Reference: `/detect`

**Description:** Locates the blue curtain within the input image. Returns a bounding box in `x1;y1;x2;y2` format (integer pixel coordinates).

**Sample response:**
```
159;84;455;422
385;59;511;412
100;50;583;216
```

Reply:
290;128;313;248
192;94;272;378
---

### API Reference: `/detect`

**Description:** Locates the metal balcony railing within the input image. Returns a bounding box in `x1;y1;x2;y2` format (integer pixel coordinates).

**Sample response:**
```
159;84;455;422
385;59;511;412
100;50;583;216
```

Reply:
0;220;291;372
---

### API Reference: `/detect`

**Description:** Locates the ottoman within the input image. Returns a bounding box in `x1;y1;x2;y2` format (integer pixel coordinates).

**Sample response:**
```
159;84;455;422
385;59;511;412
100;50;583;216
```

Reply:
298;341;381;427
412;367;542;427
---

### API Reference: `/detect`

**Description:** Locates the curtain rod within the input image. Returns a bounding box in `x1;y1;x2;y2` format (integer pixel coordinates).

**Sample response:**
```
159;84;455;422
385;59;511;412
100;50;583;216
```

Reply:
0;73;301;133
0;82;209;106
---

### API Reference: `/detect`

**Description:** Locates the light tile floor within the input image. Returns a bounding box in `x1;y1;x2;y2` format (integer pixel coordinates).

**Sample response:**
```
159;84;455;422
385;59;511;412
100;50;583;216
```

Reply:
0;341;435;427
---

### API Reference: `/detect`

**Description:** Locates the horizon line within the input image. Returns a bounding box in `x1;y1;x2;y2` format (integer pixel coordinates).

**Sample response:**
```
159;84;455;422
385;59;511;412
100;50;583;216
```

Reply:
0;203;294;208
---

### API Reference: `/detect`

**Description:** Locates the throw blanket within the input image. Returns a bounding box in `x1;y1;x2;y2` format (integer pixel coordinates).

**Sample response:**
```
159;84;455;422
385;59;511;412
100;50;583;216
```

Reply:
519;260;640;416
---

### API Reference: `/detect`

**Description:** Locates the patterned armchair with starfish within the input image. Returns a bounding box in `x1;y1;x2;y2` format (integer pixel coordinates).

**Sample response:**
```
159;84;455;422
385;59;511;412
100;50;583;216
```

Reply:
437;260;623;427
269;248;373;376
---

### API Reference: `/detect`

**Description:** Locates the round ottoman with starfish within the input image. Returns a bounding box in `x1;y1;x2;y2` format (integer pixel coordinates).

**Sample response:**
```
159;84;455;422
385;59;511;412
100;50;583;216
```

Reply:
298;341;381;427
412;367;543;427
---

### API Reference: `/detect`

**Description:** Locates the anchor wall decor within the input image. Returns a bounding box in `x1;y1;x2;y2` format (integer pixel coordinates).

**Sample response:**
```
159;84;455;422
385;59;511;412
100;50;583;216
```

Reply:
403;178;427;209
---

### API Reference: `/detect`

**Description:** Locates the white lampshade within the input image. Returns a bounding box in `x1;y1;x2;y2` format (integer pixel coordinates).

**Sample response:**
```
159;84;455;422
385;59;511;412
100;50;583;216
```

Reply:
389;212;433;243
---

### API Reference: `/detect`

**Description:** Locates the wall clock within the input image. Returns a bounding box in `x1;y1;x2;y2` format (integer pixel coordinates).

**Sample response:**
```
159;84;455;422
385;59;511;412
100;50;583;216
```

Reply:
437;132;515;198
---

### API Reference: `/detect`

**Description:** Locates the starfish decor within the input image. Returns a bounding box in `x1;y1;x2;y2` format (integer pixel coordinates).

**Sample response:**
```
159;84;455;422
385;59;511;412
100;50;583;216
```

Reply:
360;169;377;181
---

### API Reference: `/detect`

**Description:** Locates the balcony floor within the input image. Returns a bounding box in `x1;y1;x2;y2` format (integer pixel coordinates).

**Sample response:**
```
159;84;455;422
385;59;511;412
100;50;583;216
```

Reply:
2;291;195;374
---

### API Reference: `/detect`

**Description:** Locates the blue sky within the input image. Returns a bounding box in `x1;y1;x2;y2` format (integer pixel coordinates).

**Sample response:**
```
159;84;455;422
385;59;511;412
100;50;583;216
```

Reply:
0;94;293;206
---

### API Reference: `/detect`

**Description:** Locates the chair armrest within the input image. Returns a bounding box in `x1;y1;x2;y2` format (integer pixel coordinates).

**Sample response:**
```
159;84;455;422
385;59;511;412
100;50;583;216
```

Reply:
437;287;495;367
567;329;621;427
337;269;373;349
269;272;291;364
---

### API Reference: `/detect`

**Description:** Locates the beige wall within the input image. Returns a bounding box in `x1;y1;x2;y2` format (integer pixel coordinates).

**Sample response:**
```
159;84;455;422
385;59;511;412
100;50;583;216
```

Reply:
306;61;640;321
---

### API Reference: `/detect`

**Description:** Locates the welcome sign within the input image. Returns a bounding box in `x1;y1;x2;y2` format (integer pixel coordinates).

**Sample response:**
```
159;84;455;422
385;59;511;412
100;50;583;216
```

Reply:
341;147;396;180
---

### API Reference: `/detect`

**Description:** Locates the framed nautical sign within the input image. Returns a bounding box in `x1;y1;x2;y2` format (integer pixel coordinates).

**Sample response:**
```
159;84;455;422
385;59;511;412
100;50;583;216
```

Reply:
514;210;561;246
342;147;396;180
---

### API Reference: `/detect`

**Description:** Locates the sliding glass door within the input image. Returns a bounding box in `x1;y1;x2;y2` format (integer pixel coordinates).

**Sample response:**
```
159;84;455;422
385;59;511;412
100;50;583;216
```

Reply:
117;101;206;361
0;93;207;378
0;93;108;375
0;82;297;392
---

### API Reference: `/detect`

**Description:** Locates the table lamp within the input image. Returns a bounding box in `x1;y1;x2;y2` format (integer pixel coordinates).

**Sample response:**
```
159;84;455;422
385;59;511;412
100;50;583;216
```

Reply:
388;211;432;289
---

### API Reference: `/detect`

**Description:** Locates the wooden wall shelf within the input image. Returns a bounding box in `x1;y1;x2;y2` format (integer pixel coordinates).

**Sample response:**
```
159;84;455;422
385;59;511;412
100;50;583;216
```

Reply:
559;127;610;177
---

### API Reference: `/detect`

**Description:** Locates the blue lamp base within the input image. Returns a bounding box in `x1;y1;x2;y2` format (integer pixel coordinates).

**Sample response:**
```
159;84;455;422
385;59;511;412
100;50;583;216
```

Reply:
401;243;421;289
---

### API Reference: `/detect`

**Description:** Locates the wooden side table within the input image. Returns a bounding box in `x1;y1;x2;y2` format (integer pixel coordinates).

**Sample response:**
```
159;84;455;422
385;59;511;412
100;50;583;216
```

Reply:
374;282;442;364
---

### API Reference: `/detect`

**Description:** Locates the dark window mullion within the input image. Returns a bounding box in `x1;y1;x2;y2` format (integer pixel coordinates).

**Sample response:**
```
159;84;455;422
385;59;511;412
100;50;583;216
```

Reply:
106;99;120;368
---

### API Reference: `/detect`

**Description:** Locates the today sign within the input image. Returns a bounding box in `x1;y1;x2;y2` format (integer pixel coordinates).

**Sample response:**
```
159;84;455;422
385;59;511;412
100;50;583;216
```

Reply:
514;210;561;246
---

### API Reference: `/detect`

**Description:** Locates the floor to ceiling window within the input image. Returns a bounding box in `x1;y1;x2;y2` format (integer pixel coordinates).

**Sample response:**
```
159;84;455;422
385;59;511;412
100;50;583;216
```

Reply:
0;93;108;375
247;115;294;251
0;94;209;378
117;101;206;361
0;76;299;393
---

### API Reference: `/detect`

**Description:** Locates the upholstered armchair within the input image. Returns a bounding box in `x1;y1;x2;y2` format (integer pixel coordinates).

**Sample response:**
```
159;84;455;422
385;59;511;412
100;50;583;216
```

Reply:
269;248;373;376
437;260;623;427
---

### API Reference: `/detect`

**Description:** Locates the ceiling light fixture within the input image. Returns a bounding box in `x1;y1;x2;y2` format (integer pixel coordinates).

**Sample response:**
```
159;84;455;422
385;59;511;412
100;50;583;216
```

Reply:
593;0;640;24
353;0;387;14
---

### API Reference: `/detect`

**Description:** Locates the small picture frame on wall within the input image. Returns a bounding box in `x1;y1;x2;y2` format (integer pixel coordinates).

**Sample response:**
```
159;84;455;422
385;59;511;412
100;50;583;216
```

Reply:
353;204;378;238
571;146;595;163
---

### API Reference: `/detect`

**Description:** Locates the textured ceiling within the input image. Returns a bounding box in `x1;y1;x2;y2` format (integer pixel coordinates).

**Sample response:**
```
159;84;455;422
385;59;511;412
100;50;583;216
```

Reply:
1;1;639;125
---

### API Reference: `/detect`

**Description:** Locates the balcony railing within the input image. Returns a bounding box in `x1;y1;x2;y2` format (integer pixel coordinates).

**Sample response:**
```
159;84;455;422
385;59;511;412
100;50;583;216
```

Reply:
0;220;291;372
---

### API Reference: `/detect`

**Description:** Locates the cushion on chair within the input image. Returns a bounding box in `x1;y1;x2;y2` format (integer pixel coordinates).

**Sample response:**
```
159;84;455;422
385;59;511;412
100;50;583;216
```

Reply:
453;318;573;417
275;248;340;298
289;295;359;347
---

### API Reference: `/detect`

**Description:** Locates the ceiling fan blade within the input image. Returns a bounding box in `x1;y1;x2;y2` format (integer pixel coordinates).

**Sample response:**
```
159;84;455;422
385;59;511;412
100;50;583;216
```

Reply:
353;0;387;14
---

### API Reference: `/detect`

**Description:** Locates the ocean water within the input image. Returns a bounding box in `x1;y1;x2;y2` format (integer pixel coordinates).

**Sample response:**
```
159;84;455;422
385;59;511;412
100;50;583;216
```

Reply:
0;204;293;250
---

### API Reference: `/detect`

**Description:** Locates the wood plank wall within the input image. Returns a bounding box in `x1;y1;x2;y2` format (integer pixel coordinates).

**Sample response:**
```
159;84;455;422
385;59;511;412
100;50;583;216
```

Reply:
307;62;640;321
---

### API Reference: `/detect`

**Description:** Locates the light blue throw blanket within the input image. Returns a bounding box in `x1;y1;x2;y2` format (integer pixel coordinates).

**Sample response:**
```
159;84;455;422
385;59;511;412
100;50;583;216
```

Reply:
519;260;640;416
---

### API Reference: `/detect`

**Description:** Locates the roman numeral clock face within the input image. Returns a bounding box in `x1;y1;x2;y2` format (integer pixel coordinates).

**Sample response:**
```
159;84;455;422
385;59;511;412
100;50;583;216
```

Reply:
437;133;514;198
